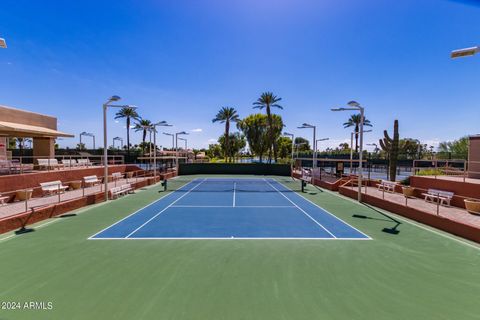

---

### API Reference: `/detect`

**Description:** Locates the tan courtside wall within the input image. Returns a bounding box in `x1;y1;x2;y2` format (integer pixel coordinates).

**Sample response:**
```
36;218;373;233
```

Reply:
468;135;480;179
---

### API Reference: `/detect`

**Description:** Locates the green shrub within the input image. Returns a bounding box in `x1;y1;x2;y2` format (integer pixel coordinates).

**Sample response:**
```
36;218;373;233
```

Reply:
416;169;445;176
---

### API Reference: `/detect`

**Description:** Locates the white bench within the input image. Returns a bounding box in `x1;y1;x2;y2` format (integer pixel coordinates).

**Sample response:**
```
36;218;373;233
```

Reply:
109;184;134;199
83;175;101;187
422;189;454;206
77;159;92;167
61;159;78;167
111;172;124;181
377;180;398;193
40;180;69;196
0;194;9;205
37;159;64;170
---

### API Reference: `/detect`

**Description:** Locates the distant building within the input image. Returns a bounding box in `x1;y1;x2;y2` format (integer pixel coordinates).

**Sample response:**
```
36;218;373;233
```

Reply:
0;105;74;160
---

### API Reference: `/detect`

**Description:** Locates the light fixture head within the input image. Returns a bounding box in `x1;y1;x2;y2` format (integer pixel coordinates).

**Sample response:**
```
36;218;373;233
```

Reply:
109;95;121;102
347;101;360;107
451;46;479;59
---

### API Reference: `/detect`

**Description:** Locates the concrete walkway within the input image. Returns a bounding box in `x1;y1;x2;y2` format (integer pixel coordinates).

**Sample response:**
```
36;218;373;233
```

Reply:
0;177;150;219
356;185;480;228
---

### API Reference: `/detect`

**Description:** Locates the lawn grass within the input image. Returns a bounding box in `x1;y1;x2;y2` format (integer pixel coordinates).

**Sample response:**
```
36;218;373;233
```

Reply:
0;175;479;320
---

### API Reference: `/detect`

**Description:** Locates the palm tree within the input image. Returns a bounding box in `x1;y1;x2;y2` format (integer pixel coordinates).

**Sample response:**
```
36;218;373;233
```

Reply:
343;114;372;152
134;119;153;154
253;92;282;163
212;107;239;162
115;107;139;155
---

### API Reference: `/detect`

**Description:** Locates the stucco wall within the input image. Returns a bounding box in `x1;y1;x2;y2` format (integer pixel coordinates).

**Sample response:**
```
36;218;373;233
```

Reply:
0;105;57;130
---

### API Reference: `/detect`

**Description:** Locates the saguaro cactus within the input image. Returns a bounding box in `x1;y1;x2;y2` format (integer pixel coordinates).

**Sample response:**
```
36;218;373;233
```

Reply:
379;120;399;182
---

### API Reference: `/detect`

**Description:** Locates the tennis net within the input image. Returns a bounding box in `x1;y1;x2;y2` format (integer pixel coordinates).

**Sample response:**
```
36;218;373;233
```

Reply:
165;179;301;193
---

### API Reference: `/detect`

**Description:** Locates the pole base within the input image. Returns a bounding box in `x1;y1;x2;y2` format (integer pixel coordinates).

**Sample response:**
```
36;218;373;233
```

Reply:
15;227;35;235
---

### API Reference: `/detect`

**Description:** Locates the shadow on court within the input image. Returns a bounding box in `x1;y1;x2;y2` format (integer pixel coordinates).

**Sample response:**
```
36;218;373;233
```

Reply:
353;203;402;235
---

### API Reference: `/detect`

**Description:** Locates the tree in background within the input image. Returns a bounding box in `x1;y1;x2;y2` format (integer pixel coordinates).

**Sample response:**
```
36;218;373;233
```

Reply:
398;138;425;159
76;142;86;151
115;107;140;156
218;132;246;161
343;114;373;152
134;119;153;154
206;144;222;159
7;138;16;149
438;136;468;159
237;114;270;162
253;92;283;163
294;137;311;152
277;136;292;159
212;107;240;162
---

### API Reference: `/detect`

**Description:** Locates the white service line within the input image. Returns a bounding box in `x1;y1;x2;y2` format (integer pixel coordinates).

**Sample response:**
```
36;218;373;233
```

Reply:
263;179;337;238
170;205;296;208
125;179;207;238
88;178;198;239
274;178;371;239
233;182;236;207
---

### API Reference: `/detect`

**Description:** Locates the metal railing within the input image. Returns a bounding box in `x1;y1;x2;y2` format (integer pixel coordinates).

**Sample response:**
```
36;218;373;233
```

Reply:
412;159;480;182
0;168;164;219
0;155;125;175
342;178;480;217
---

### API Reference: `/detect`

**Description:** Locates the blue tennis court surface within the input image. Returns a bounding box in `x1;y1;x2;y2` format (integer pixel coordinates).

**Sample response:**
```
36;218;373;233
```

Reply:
90;178;370;240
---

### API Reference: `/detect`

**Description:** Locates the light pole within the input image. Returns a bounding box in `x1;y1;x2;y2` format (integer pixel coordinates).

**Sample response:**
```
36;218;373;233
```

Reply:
367;143;378;154
315;138;329;152
332;101;366;202
151;121;171;179
113;137;123;149
178;137;187;150
350;129;372;174
298;123;317;169
80;132;95;149
283;132;295;168
0;38;6;49
103;96;137;201
163;132;174;170
451;46;480;59
175;132;188;170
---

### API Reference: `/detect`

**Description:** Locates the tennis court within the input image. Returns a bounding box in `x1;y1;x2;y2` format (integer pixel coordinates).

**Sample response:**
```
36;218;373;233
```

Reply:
90;178;369;240
1;175;479;320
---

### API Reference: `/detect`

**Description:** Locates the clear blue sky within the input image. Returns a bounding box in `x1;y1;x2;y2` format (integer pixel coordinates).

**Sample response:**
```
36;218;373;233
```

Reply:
1;0;479;150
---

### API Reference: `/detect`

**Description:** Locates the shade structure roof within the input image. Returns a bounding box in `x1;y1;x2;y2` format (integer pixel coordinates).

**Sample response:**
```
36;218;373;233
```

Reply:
0;120;74;138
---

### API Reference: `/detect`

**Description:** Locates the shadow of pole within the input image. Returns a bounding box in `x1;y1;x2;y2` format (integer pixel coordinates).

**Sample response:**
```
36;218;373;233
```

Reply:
353;203;402;235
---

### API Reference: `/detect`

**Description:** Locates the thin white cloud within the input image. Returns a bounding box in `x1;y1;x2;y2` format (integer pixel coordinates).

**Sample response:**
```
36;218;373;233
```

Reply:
207;138;217;143
191;128;203;133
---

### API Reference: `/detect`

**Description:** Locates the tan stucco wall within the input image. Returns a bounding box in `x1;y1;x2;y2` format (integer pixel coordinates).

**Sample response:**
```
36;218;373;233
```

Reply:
33;138;55;159
0;105;57;130
468;136;480;179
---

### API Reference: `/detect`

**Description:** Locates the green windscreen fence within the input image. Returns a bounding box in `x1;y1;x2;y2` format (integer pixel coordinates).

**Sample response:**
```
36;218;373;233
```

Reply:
179;163;291;176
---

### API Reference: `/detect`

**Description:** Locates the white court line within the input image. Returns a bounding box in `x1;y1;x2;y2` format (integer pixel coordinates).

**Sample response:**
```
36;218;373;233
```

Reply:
88;178;198;239
170;205;296;208
125;179;207;238
90;236;371;240
233;182;236;207
263;179;337;238
272;178;371;240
